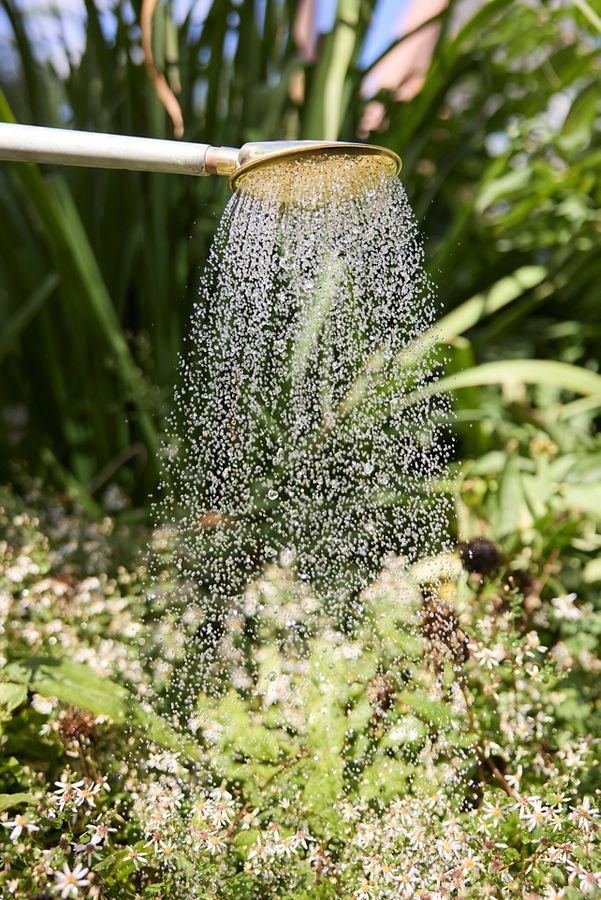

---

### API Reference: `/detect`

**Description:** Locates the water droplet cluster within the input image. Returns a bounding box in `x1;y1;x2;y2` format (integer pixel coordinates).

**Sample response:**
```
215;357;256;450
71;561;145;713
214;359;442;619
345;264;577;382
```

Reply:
135;154;462;890
155;152;452;644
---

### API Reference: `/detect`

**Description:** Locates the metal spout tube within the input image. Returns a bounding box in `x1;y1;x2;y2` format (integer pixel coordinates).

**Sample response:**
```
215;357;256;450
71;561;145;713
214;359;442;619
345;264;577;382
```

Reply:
0;123;238;177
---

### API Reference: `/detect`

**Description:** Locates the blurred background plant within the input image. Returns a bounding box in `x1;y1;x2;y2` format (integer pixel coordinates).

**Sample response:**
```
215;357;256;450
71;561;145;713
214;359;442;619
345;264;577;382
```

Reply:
0;0;599;511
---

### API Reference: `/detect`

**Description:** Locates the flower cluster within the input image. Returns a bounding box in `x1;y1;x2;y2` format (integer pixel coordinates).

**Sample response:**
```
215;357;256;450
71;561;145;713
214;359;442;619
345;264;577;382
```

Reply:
0;483;599;897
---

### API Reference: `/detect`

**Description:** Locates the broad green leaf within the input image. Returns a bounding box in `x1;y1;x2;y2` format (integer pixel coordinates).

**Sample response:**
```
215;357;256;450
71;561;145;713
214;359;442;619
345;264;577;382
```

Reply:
222;691;294;759
562;485;601;518
559;394;601;420
0;792;36;812
475;168;532;214
430;360;601;399
424;267;547;346
0;681;27;713
583;558;601;583
5;657;202;762
358;756;413;803
397;691;456;728
0;682;27;714
383;715;426;748
498;453;531;535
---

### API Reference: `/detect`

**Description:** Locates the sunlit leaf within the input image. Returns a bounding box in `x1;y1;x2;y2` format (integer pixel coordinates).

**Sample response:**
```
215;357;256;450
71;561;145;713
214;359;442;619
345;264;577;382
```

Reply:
5;657;203;762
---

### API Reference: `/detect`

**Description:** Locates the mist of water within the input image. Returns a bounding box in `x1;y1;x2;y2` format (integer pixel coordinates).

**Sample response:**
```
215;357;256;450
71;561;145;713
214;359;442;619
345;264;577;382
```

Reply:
153;154;452;683
125;151;464;892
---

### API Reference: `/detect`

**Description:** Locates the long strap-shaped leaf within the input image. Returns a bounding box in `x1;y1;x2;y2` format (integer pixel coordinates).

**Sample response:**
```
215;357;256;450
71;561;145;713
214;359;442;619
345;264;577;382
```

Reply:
0;93;159;463
334;266;550;422
426;359;601;399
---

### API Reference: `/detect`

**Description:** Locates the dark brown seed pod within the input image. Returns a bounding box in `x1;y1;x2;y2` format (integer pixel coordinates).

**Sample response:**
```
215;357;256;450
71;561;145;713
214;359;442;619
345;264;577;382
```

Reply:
58;707;96;743
420;596;469;665
421;596;459;643
505;568;535;596
460;538;502;575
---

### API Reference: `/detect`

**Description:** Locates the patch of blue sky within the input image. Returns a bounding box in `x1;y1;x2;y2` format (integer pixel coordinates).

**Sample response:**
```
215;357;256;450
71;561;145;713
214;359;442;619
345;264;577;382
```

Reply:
0;0;410;81
312;0;408;67
360;0;408;67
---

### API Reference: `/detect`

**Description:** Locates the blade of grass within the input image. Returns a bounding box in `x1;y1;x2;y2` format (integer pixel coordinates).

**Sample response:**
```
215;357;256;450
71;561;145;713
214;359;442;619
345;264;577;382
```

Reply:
0;273;58;363
428;359;601;399
424;266;547;346
303;0;363;139
0;87;159;462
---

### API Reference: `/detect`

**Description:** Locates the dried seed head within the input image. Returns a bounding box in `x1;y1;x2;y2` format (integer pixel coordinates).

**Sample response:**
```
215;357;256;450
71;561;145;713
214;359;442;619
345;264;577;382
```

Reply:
460;538;502;575
505;567;535;597
366;674;395;717
421;596;459;643
420;595;469;664
58;707;96;743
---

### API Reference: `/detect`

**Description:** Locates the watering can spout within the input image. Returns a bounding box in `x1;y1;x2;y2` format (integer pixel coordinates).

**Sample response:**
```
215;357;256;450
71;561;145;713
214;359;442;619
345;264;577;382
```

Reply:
0;124;401;195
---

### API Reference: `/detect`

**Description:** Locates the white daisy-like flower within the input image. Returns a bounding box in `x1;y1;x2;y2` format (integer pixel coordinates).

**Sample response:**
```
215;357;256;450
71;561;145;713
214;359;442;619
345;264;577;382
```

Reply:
53;778;84;810
462;852;480;878
275;834;298;857
126;846;148;870
71;839;103;862
578;871;601;895
2;814;39;841
340;801;359;822
394;865;420;894
570;796;598;832
524;631;547;656
205;831;226;855
436;835;460;860
156;840;177;860
505;764;523;792
73;781;102;809
481;799;505;825
521;797;549;832
568;863;601;895
31;693;55;715
292;829;314;850
551;592;581;621
239;807;260;830
53;862;90;898
355;879;375;900
88;821;116;844
470;642;506;670
543;888;565;900
210;785;233;802
247;836;271;862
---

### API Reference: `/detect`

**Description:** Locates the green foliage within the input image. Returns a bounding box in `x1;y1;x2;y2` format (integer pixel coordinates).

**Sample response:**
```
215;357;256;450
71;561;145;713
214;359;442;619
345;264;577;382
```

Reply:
5;656;204;761
0;0;599;499
0;681;27;716
0;479;599;896
0;1;600;893
0;791;36;811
